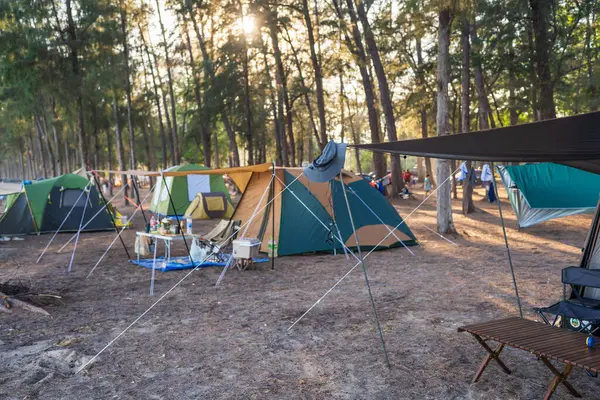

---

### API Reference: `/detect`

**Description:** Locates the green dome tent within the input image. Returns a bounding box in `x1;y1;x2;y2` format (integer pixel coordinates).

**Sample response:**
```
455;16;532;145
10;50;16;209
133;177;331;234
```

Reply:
0;174;114;235
150;164;231;216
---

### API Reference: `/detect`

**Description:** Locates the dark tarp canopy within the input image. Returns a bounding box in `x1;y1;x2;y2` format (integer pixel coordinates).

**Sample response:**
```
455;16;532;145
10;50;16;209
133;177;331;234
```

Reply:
352;111;600;174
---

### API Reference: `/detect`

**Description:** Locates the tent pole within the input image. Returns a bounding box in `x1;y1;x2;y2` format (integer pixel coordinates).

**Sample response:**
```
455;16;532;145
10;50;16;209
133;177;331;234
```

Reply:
92;172;130;259
23;187;40;235
68;183;92;273
131;176;148;225
161;172;194;268
36;181;91;263
492;163;523;318
339;172;391;368
271;161;275;270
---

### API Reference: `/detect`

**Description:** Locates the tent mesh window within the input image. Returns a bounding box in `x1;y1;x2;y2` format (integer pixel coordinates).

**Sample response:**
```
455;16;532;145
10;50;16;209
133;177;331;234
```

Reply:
61;189;89;208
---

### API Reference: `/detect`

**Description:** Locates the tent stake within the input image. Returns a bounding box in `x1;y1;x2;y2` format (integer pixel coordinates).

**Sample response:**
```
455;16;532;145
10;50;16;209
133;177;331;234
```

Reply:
131;176;148;225
492;163;523;318
339;172;391;368
92;173;130;259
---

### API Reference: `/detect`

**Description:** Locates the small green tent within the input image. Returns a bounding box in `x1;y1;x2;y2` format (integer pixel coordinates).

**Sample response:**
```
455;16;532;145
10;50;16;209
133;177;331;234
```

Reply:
0;174;114;235
150;164;231;216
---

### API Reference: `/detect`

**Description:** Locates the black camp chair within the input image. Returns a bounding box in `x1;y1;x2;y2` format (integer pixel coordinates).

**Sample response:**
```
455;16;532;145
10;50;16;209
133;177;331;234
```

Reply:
535;266;600;335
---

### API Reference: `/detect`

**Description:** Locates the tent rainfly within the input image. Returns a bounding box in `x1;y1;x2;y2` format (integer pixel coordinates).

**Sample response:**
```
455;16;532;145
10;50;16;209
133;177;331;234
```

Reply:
150;164;231;216
498;163;600;228
0;174;114;235
233;168;417;256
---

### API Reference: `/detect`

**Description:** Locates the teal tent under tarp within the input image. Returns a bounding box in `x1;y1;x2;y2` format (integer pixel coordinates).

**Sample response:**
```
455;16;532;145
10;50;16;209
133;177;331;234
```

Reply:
498;163;600;228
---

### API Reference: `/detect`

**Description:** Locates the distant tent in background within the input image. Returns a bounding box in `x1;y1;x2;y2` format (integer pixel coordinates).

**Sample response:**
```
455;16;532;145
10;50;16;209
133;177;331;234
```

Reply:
150;164;231;217
184;192;234;220
0;181;22;196
233;168;417;256
498;163;600;228
0;174;114;235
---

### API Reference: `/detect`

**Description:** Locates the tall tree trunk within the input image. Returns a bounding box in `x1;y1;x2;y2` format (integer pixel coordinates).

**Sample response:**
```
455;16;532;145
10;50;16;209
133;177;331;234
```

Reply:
63;136;70;174
301;0;327;149
37;115;56;177
186;6;214;166
436;8;455;234
461;19;475;215
141;121;154;187
352;0;404;194
105;117;113;196
112;92;129;206
470;24;496;130
261;44;283;165
188;2;239;166
17;137;25;179
92;106;100;170
26;134;34;179
155;0;179;164
526;21;539;121
508;37;519;125
529;0;556;119
34;119;48;178
120;0;136;174
140;27;169;168
267;5;290;166
65;0;87;168
332;0;385;179
182;18;212;167
238;2;254;166
49;96;62;175
585;9;598;111
416;37;435;185
283;26;320;150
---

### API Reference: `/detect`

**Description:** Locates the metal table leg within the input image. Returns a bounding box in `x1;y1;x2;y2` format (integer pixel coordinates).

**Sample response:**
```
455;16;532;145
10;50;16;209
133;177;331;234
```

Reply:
150;240;158;296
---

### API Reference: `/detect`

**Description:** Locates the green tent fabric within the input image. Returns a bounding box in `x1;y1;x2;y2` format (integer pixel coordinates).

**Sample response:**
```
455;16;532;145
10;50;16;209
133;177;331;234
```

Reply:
247;169;417;256
278;171;340;255
330;178;416;250
498;163;600;228
25;174;91;229
150;164;231;216
0;173;114;235
504;163;600;208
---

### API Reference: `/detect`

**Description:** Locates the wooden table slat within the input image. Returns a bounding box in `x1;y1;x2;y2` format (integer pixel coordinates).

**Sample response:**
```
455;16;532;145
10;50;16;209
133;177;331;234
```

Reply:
459;317;600;372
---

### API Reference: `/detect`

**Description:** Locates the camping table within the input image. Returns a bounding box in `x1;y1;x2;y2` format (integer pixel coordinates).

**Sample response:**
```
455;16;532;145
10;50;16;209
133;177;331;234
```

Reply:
459;317;600;399
136;232;200;295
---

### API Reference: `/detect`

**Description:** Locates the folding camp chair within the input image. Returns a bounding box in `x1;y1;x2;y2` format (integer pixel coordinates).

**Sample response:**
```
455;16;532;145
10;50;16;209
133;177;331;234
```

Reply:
535;266;600;335
195;219;241;263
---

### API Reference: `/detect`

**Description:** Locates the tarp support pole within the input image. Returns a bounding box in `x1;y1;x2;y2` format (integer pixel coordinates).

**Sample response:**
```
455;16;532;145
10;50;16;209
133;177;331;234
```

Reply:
68;184;92;273
271;161;275;270
92;172;130;259
131;176;148;225
339;172;391;368
492;162;523;318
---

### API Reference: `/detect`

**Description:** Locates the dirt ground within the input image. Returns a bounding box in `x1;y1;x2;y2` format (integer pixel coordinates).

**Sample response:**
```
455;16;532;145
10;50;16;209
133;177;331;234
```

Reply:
0;185;598;399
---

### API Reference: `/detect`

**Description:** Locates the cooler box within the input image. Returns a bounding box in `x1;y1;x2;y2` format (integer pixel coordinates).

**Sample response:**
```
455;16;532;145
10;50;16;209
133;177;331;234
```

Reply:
232;238;261;259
